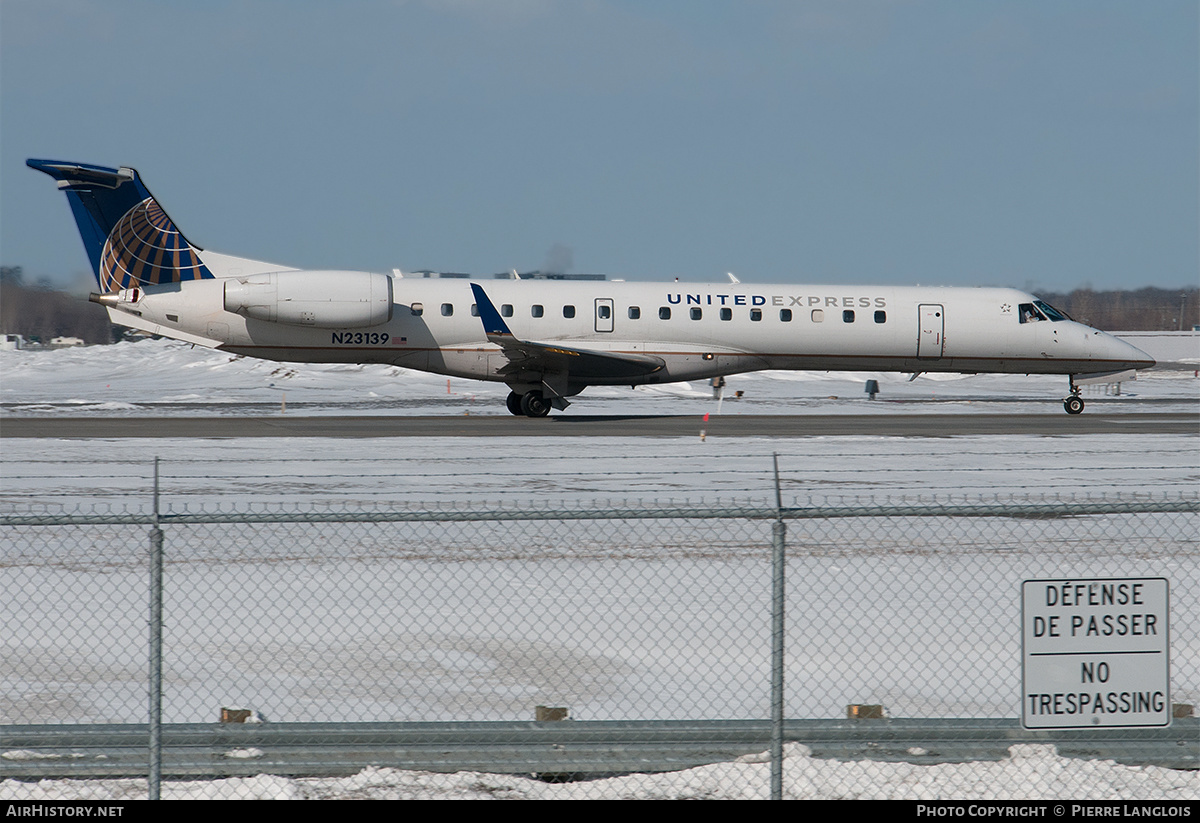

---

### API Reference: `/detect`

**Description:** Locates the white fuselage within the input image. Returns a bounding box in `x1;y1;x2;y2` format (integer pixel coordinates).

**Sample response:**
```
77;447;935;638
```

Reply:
106;272;1154;396
32;156;1154;413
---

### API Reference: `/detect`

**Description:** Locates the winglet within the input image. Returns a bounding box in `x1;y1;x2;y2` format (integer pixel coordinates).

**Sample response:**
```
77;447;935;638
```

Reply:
471;283;513;339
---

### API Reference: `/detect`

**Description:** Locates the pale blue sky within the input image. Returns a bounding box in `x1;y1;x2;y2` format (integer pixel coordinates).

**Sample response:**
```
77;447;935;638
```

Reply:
2;0;1196;292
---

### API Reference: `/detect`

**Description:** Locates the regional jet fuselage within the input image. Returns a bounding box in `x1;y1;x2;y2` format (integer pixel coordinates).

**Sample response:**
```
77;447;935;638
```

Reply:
28;159;1154;416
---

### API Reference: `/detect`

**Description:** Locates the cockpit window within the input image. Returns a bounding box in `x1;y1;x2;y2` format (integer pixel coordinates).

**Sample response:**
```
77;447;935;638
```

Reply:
1034;300;1070;322
1018;303;1044;324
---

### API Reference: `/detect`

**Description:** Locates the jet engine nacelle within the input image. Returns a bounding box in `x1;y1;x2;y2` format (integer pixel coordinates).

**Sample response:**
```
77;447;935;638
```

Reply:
223;271;393;329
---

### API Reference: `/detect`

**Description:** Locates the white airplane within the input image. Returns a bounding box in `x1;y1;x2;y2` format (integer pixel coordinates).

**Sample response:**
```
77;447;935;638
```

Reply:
29;158;1154;416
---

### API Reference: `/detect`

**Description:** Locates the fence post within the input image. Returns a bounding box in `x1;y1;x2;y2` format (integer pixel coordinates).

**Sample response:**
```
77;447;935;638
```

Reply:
148;458;163;800
770;455;786;800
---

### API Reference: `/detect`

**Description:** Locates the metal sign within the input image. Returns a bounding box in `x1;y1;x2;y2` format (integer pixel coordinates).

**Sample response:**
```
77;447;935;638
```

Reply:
1022;578;1169;729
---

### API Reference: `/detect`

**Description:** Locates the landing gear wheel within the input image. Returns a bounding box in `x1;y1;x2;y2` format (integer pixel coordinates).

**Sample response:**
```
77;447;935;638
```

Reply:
1064;396;1084;415
506;391;524;416
520;390;551;417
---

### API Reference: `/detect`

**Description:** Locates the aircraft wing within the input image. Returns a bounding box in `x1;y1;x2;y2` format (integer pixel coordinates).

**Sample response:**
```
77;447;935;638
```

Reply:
470;283;665;381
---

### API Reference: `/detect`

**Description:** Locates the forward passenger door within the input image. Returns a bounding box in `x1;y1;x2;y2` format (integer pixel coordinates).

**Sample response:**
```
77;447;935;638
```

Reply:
918;304;944;359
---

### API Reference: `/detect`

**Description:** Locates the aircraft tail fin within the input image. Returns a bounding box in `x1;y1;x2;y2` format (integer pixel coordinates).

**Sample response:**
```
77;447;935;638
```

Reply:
27;159;214;292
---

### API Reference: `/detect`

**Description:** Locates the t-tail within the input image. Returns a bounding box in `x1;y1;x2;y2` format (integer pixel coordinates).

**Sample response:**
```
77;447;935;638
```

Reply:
26;159;214;292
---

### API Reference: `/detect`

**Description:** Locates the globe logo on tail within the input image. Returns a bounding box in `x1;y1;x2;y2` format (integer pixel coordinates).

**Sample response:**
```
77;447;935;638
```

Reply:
99;197;208;292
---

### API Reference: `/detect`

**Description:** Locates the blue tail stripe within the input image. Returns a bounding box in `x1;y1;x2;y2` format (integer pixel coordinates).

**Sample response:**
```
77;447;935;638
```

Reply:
64;192;110;279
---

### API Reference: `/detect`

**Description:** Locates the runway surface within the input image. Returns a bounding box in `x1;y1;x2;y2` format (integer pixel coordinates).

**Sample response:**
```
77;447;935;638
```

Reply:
1;412;1194;438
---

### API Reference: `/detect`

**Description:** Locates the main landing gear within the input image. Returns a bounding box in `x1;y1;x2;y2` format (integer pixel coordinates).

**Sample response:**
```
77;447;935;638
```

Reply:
507;390;551;418
1063;377;1084;415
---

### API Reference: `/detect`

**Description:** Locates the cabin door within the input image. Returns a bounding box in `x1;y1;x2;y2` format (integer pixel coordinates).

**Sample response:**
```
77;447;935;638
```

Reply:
594;298;615;333
917;304;944;358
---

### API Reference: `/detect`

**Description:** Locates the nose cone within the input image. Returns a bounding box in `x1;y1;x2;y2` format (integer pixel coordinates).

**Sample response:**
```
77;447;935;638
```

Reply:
1103;333;1156;370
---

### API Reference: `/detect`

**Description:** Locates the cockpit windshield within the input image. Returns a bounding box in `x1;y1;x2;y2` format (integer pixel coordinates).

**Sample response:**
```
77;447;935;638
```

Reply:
1033;300;1070;322
1019;300;1071;323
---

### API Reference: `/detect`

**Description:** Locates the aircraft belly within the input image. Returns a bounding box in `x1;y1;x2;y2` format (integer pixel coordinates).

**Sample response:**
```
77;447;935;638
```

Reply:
429;347;496;377
729;354;1115;375
651;353;771;383
222;345;432;371
905;357;1119;375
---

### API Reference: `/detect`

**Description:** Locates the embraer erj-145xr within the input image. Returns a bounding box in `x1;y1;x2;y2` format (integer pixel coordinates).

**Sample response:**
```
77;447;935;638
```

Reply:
29;158;1155;416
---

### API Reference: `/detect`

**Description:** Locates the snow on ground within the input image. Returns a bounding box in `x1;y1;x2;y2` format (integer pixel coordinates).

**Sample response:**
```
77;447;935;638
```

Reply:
1;430;1198;510
1;338;1196;419
3;744;1198;800
1;339;1196;511
1;341;1197;800
7;542;1196;725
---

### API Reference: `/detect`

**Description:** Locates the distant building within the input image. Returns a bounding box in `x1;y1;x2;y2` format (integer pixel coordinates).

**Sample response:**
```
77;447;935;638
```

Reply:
406;270;473;279
400;269;607;281
1113;330;1199;366
1;333;23;351
493;271;607;281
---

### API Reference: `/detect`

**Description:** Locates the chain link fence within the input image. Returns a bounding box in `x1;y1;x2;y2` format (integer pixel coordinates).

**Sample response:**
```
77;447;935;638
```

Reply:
2;492;1197;799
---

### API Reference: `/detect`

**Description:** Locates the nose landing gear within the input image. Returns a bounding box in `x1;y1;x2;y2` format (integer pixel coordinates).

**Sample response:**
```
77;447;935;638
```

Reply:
1063;377;1084;415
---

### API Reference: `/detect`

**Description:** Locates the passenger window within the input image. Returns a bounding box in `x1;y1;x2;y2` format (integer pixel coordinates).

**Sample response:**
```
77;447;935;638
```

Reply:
599;305;612;319
563;305;576;318
471;303;479;317
874;310;886;324
410;302;424;316
501;304;513;318
811;309;824;323
780;309;792;322
531;304;544;318
441;303;453;317
659;307;671;320
720;308;732;321
628;306;641;320
750;308;762;321
843;310;855;323
690;307;702;320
